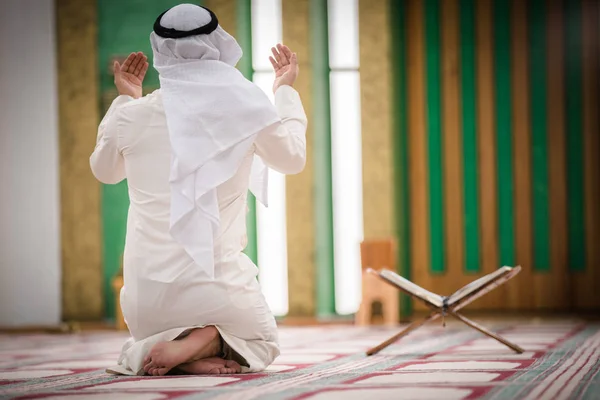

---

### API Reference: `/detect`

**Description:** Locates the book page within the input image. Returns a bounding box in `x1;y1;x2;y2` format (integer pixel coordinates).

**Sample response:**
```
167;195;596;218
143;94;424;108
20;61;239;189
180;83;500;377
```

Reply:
379;270;444;308
446;266;512;306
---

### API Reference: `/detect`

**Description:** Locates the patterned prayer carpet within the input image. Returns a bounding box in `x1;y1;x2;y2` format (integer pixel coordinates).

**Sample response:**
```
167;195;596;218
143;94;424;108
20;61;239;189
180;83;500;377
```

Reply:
0;319;599;399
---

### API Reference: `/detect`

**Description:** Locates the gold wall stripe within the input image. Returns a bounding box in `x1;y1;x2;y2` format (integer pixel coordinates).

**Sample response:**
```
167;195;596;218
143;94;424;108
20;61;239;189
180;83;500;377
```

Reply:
406;0;431;311
577;0;600;309
359;0;394;240
56;0;103;320
282;0;316;316
441;0;465;294
539;0;569;309
205;0;237;35
509;0;534;309
476;0;504;309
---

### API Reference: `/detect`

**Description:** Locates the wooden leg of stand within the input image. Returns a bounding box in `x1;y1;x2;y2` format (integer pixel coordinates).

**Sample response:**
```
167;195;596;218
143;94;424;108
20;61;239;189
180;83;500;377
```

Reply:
366;312;440;356
449;311;525;354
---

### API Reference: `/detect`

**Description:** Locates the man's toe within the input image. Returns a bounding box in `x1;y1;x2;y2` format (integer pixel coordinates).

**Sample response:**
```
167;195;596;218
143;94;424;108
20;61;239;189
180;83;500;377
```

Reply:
208;366;222;374
225;360;241;373
143;361;153;374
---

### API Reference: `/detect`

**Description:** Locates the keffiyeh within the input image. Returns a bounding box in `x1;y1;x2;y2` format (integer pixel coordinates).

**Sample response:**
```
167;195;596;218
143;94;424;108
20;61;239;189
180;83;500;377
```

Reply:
151;4;278;279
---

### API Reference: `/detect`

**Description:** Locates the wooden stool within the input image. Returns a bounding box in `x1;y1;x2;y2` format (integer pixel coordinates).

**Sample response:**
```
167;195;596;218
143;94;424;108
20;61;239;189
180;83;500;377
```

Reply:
355;239;399;326
111;275;127;331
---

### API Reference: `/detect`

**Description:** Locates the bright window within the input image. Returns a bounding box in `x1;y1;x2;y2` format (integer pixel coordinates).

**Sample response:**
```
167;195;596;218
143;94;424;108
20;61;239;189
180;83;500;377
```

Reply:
251;0;289;317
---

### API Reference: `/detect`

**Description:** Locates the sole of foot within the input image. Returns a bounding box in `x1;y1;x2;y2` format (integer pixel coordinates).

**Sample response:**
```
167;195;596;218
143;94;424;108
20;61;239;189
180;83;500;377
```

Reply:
143;326;221;376
177;357;242;375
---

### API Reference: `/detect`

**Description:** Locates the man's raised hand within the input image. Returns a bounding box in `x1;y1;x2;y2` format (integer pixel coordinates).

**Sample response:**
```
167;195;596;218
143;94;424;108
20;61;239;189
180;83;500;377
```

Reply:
269;44;298;93
113;52;149;99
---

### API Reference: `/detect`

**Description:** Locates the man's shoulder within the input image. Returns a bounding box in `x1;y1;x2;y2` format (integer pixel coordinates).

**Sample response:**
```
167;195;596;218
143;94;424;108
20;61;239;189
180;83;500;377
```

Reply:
118;90;163;116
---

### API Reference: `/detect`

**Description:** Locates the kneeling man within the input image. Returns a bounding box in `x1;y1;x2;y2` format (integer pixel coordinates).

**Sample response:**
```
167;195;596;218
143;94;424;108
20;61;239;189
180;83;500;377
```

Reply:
90;3;307;376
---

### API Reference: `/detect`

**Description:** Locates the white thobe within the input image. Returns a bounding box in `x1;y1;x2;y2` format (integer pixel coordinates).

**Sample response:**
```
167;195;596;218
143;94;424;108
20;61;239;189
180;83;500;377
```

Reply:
90;85;307;375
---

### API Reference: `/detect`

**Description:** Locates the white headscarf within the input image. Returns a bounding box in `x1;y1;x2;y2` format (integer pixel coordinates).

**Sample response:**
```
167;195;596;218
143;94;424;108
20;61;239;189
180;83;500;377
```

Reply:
150;4;279;279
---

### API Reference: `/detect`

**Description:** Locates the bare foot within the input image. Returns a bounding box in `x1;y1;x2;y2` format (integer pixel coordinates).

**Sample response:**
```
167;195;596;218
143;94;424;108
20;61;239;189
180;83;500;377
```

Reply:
178;357;242;375
143;326;222;376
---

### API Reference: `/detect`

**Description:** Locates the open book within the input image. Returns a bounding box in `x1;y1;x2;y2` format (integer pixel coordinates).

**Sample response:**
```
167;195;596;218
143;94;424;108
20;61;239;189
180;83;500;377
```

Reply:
365;265;523;356
376;266;516;310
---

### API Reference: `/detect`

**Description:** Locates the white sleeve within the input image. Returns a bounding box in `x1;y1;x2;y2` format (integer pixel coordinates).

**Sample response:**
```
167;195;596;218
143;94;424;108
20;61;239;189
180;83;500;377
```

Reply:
90;95;132;184
254;85;308;175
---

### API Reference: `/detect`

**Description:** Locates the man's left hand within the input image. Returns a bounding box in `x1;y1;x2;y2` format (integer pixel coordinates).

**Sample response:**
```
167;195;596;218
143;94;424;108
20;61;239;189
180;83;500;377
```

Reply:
270;44;298;93
114;52;149;99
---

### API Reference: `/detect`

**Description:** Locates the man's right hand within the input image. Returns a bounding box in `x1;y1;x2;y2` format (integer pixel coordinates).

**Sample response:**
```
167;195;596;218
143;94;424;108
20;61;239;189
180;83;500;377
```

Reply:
269;44;298;93
113;52;149;99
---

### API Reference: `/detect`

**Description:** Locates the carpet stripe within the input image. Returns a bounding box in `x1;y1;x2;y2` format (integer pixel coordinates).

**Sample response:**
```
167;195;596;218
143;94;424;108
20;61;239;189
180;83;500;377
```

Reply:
0;372;107;395
574;358;600;400
485;325;585;399
552;336;600;399
209;357;387;400
523;330;600;399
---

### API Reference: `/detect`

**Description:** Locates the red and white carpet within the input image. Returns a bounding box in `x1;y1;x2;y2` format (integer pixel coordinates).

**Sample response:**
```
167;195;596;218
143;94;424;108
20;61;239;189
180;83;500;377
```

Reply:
0;319;598;399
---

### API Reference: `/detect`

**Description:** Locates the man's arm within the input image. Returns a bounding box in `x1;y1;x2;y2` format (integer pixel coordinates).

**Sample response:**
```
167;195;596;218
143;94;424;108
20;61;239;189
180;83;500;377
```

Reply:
254;43;307;174
90;52;149;184
254;85;307;174
89;97;131;184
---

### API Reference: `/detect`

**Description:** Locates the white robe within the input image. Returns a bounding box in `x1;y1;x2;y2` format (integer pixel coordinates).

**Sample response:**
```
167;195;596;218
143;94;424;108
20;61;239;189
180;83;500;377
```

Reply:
90;85;307;375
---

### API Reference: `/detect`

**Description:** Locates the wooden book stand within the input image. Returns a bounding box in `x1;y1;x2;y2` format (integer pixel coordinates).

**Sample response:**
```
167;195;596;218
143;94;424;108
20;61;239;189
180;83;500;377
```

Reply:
365;266;525;356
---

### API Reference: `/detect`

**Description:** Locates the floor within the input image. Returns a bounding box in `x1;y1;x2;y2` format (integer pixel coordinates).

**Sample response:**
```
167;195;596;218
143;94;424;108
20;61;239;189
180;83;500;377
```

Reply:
0;318;599;399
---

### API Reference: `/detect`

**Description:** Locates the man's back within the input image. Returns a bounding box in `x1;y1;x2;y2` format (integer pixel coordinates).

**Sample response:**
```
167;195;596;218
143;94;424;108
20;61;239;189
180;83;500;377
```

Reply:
91;84;307;280
117;91;172;232
96;90;257;276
